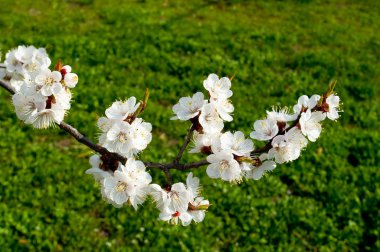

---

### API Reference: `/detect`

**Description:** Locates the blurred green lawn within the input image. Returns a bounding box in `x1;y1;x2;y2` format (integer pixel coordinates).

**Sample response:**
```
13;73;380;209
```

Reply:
0;0;379;251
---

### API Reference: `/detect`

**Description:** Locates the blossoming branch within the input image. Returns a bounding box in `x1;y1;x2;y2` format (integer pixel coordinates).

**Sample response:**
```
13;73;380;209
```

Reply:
0;45;341;226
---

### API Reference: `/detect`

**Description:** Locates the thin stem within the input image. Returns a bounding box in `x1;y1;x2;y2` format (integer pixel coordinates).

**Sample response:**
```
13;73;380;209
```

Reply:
0;79;15;95
174;124;196;164
163;168;172;187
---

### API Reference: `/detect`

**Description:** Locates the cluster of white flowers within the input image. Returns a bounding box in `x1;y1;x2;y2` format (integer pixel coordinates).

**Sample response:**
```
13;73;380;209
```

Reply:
151;173;209;226
1;45;78;128
1;45;342;226
251;93;341;166
97;97;152;158
86;157;209;226
173;74;341;184
86;155;152;209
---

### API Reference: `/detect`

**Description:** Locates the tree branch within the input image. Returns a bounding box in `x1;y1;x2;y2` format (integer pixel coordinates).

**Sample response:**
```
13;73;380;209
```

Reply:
174;123;196;164
0;79;210;175
0;79;15;95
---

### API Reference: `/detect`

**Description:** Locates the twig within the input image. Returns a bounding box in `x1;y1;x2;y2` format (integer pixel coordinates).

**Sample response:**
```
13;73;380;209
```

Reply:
0;79;15;95
174;123;196;164
163;168;172;187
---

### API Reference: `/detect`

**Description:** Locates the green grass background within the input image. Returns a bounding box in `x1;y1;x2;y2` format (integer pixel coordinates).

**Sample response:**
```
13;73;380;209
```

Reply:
0;0;379;251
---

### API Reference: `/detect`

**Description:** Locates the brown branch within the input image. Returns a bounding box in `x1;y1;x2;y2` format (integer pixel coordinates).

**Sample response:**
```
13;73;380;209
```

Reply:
174;123;196;164
0;79;210;176
0;79;15;95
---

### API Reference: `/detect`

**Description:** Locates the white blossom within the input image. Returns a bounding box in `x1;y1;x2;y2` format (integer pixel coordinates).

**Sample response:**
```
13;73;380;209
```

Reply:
293;94;320;114
63;72;78;88
219;131;254;156
210;97;234;122
102;158;151;209
171;92;206;120
203;73;233;99
268;128;307;164
299;110;326;142
150;183;191;213
159;209;193;226
35;69;63;96
85;154;111;182
186;172;200;199
250;118;279;141
149;184;171;211
325;94;340;120
12;85;68;129
267;107;297;123
206;150;241;182
244;154;276;180
103;121;134;157
105;97;140;121
199;103;224;134
129;118;153;153
5;46;50;75
188;197;209;223
189;132;220;154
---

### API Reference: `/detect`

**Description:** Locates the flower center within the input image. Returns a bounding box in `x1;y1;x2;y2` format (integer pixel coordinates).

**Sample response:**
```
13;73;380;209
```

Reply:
45;76;55;86
219;160;229;171
118;133;127;143
116;181;128;192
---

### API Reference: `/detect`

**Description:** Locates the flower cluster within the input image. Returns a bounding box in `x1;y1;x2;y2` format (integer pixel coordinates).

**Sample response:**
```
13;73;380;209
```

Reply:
1;45;342;226
86;155;152;209
97;97;152;158
151;173;209;226
1;45;78;128
86;156;209;226
173;74;341;184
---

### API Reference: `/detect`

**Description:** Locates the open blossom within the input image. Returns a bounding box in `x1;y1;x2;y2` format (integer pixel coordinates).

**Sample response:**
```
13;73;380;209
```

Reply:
4;46;77;129
159;209;193;226
203;74;233;99
164;183;191;213
267;107;297;124
189;132;220;154
211;97;234;122
244;154;276;180
219;131;254;156
293;94;320;114
103;121;133;155
325;94;340;120
299;110;326;142
129;118;152;152
153;173;209;226
103;119;152;157
105;97;140;121
102;158;151;209
199;103;224;134
98;101;152;158
206;150;241;182
150;183;191;213
35;69;63;96
85;154;111;182
250;118;279;141
186;172;201;199
5;45;50;75
268;128;308;164
12;84;69;129
172;92;206;120
188;197;209;223
4;46;51;91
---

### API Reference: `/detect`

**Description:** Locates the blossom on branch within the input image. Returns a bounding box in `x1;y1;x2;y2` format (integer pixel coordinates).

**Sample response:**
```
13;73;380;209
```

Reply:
0;44;343;226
